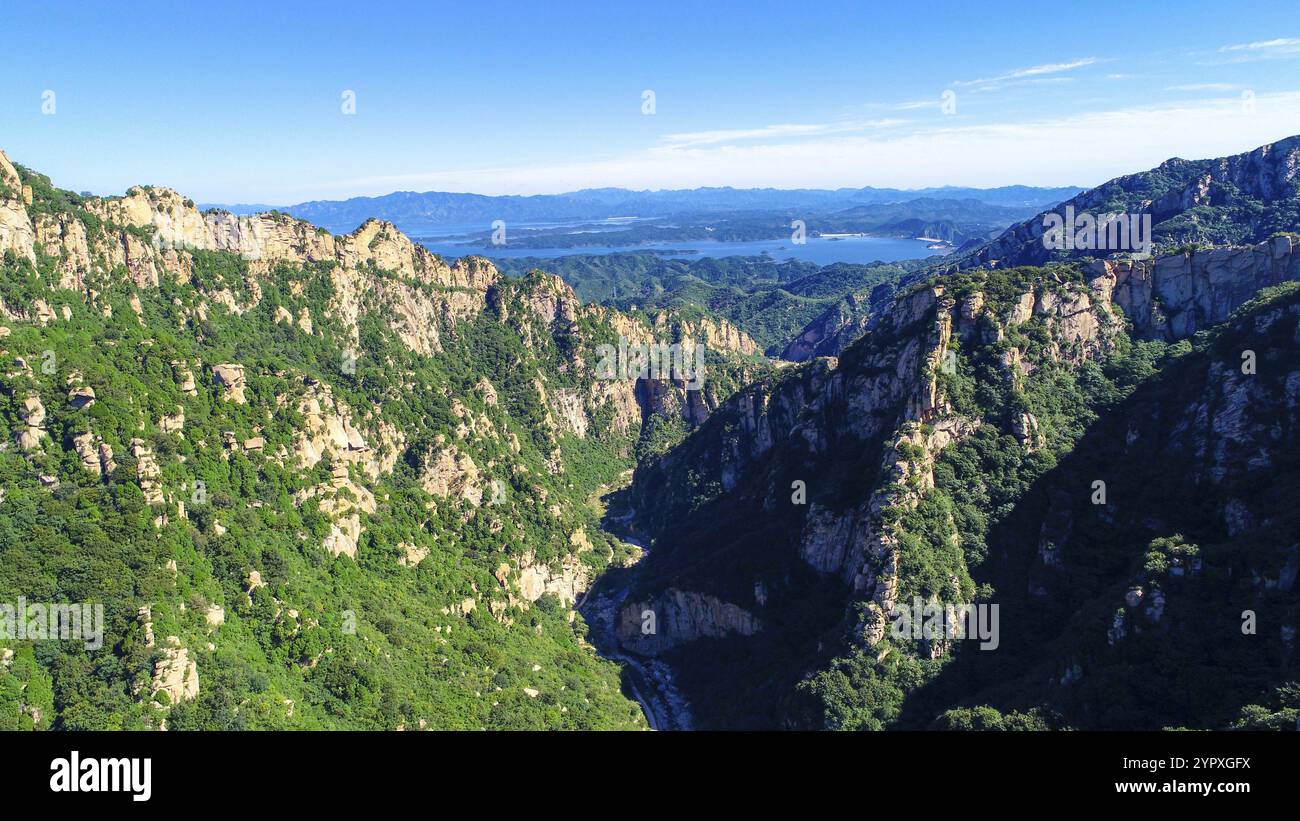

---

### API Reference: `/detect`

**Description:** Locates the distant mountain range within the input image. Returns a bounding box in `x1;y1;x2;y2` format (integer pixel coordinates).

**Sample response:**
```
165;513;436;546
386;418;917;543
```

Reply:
202;184;1085;236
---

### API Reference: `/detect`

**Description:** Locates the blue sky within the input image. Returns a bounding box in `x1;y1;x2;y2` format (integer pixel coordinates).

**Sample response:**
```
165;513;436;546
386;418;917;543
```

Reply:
1;0;1298;202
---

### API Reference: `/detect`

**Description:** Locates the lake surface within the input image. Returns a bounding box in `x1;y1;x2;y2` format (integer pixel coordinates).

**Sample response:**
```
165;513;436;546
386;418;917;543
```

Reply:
415;234;946;266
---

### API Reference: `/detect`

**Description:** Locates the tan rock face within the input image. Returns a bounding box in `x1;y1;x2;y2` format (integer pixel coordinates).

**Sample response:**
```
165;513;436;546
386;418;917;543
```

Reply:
1085;235;1300;341
550;388;588;438
617;589;761;656
653;313;760;357
397;541;430;567
290;381;400;478
2;168;514;366
418;444;483;507
14;427;44;451
14;394;47;452
212;364;246;404
205;210;335;263
503;550;591;607
20;394;45;427
67;385;96;409
98;442;117;474
152;639;199;705
204;604;225;629
322;514;363;559
158;406;185;434
295;463;376;559
172;361;197;394
130;438;164;505
33;212;91;289
138;606;155;648
589;378;640;434
0;151;36;265
72;431;114;476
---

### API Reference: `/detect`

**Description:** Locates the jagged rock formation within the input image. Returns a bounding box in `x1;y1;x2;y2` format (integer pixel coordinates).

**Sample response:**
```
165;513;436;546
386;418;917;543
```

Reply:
959;135;1300;270
0;148;778;730
1085;234;1300;339
496;548;592;608
151;638;200;706
617;589;761;655
212;364;246;404
13;394;46;451
617;233;1300;729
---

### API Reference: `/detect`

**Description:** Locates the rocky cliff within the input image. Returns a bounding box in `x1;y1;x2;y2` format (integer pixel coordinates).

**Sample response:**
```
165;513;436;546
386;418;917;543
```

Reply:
781;293;873;362
614;233;1300;728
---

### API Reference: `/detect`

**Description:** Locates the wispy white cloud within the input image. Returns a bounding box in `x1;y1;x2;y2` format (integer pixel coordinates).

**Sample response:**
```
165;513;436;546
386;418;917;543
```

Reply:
660;119;905;147
965;76;1079;96
1215;37;1300;62
953;58;1098;90
890;99;943;111
1220;37;1300;53
326;91;1300;196
1166;82;1239;91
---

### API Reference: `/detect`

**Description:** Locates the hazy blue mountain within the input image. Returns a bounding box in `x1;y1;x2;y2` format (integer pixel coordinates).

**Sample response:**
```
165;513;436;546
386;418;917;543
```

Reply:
203;185;1084;236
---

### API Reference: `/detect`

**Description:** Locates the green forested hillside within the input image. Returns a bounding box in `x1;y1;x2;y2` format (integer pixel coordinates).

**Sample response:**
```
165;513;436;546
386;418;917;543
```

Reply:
614;246;1300;730
494;253;922;355
0;154;768;730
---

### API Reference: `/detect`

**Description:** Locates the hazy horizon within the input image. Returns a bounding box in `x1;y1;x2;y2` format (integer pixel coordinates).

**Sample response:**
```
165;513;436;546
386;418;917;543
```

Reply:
197;181;1089;211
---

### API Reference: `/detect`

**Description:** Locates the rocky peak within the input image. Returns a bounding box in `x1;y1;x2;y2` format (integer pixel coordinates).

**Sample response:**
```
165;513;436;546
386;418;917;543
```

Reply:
0;150;36;265
960;134;1300;269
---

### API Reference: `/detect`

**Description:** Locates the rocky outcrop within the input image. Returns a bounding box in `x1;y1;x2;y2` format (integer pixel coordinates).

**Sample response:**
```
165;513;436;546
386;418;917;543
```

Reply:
130;438;165;505
652;313;759;358
0;162;508;360
417;441;483;508
497;546;591;607
624;263;1134;665
0;151;768;494
158;406;185;435
616;589;761;656
1085;234;1300;340
151;637;199;705
67;385;96;409
172;361;197;395
290;380;399;478
13;394;46;451
397;541;430;567
212;363;246;404
0;151;36;265
783;292;875;362
295;463;376;559
550;388;588;438
71;431;115;476
204;604;225;629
